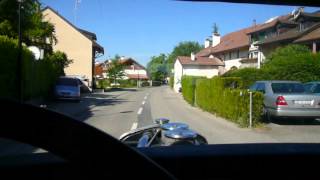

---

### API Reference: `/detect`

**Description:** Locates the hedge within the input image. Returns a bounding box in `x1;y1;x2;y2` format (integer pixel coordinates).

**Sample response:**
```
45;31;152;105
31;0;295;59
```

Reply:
0;35;62;101
169;76;174;89
181;76;205;105
195;77;264;127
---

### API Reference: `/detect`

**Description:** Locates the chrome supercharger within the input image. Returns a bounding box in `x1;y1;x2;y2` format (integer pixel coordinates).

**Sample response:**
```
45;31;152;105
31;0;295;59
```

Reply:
119;118;208;148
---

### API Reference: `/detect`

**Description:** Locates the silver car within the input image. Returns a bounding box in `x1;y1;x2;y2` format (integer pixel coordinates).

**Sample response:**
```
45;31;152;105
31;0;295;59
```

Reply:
250;81;320;121
55;77;81;101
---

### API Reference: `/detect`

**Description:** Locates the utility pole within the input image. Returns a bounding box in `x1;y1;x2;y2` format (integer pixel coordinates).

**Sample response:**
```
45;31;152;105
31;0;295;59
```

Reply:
17;0;23;103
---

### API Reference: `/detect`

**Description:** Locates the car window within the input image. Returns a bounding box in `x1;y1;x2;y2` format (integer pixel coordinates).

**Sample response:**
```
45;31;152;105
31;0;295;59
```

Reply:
271;83;305;93
313;84;320;93
249;83;258;91
57;78;79;86
304;84;314;93
256;83;266;93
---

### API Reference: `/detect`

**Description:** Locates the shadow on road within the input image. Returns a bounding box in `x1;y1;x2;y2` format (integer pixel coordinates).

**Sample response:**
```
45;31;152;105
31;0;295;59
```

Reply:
270;118;320;125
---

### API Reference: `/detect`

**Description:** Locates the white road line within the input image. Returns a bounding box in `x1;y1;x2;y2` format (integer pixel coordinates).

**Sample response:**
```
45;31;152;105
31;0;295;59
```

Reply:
144;96;147;100
131;122;138;130
137;107;143;115
142;101;146;105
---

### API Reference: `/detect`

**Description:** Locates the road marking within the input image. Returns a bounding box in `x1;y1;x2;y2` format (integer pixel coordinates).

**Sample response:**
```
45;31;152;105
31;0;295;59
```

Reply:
144;96;147;100
137;107;143;115
131;122;138;130
142;101;146;105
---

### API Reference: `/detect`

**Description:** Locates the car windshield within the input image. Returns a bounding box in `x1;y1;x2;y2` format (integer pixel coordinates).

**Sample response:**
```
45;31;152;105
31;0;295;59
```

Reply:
57;78;78;86
1;0;320;156
271;83;305;93
313;84;320;93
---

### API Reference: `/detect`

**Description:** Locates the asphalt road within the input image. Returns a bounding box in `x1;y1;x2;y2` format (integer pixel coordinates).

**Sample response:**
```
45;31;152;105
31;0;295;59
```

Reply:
2;86;320;156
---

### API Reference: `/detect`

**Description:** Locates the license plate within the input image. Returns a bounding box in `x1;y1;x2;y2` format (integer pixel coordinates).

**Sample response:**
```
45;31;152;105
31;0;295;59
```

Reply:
294;100;313;105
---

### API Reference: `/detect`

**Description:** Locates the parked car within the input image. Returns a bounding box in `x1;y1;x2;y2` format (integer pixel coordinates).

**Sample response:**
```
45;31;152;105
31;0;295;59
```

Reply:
304;82;320;95
250;81;320;121
55;77;81;101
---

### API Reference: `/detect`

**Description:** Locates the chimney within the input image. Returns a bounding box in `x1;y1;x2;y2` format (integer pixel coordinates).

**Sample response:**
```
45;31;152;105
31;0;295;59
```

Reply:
204;37;212;48
191;52;196;61
211;33;220;47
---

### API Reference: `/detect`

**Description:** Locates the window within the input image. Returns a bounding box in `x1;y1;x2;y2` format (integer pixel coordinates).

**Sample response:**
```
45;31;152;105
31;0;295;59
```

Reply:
237;49;240;58
256;83;266;93
271;83;305;93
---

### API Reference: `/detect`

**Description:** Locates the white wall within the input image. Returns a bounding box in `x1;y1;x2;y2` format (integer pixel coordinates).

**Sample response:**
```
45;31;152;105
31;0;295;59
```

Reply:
173;60;220;93
183;65;219;78
174;60;183;93
124;69;147;75
224;59;242;71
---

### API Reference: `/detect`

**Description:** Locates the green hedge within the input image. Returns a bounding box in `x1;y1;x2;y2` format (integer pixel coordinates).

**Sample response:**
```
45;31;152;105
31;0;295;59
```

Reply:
0;35;62;101
181;76;204;105
195;77;264;127
169;76;174;89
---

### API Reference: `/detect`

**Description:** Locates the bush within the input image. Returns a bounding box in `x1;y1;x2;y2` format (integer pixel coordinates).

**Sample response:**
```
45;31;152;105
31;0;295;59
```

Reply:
118;79;137;88
181;76;204;105
223;68;267;88
0;35;64;101
195;77;264;127
96;79;110;89
169;76;174;89
223;45;320;87
141;81;150;87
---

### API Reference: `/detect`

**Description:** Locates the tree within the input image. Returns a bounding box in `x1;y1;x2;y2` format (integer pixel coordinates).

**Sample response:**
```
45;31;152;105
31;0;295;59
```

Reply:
224;44;320;86
106;55;125;85
147;54;168;81
262;45;320;82
45;51;73;76
0;0;56;52
167;41;203;71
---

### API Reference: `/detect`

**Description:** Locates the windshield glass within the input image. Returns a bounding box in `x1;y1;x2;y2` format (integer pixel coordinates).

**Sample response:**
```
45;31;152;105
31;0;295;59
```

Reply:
271;83;305;93
313;84;320;93
57;78;78;86
1;0;320;156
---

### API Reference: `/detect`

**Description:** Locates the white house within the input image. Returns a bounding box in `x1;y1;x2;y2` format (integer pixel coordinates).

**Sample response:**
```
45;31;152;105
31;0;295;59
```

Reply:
173;53;224;93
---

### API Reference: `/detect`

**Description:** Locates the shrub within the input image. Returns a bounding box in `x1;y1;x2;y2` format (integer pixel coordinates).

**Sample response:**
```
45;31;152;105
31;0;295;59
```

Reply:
0;35;64;101
169;76;174;89
195;77;264;127
223;45;320;87
181;76;204;105
96;79;110;89
223;68;267;88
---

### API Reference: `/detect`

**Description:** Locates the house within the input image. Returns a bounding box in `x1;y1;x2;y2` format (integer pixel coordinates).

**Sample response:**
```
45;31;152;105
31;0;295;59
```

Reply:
42;7;104;87
197;25;263;73
94;63;107;79
173;53;224;93
247;8;320;66
104;57;149;81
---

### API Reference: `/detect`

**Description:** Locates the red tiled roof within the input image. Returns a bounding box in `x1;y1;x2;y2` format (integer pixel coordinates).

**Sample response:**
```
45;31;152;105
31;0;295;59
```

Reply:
176;56;224;66
246;14;292;34
127;74;149;80
294;26;320;43
94;64;104;76
196;26;258;57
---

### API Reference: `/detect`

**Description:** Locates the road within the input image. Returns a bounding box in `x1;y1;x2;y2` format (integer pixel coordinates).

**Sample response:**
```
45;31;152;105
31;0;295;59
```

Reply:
2;86;320;156
48;86;320;143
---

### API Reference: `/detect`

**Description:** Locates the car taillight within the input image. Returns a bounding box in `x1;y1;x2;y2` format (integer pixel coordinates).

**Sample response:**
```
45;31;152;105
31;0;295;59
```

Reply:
276;96;288;106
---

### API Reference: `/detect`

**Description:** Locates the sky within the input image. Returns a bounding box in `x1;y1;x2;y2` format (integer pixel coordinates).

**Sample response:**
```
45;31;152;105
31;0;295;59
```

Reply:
41;0;318;66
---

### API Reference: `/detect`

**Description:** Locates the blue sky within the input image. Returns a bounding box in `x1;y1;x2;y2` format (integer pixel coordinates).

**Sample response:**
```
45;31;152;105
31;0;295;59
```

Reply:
41;0;318;66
